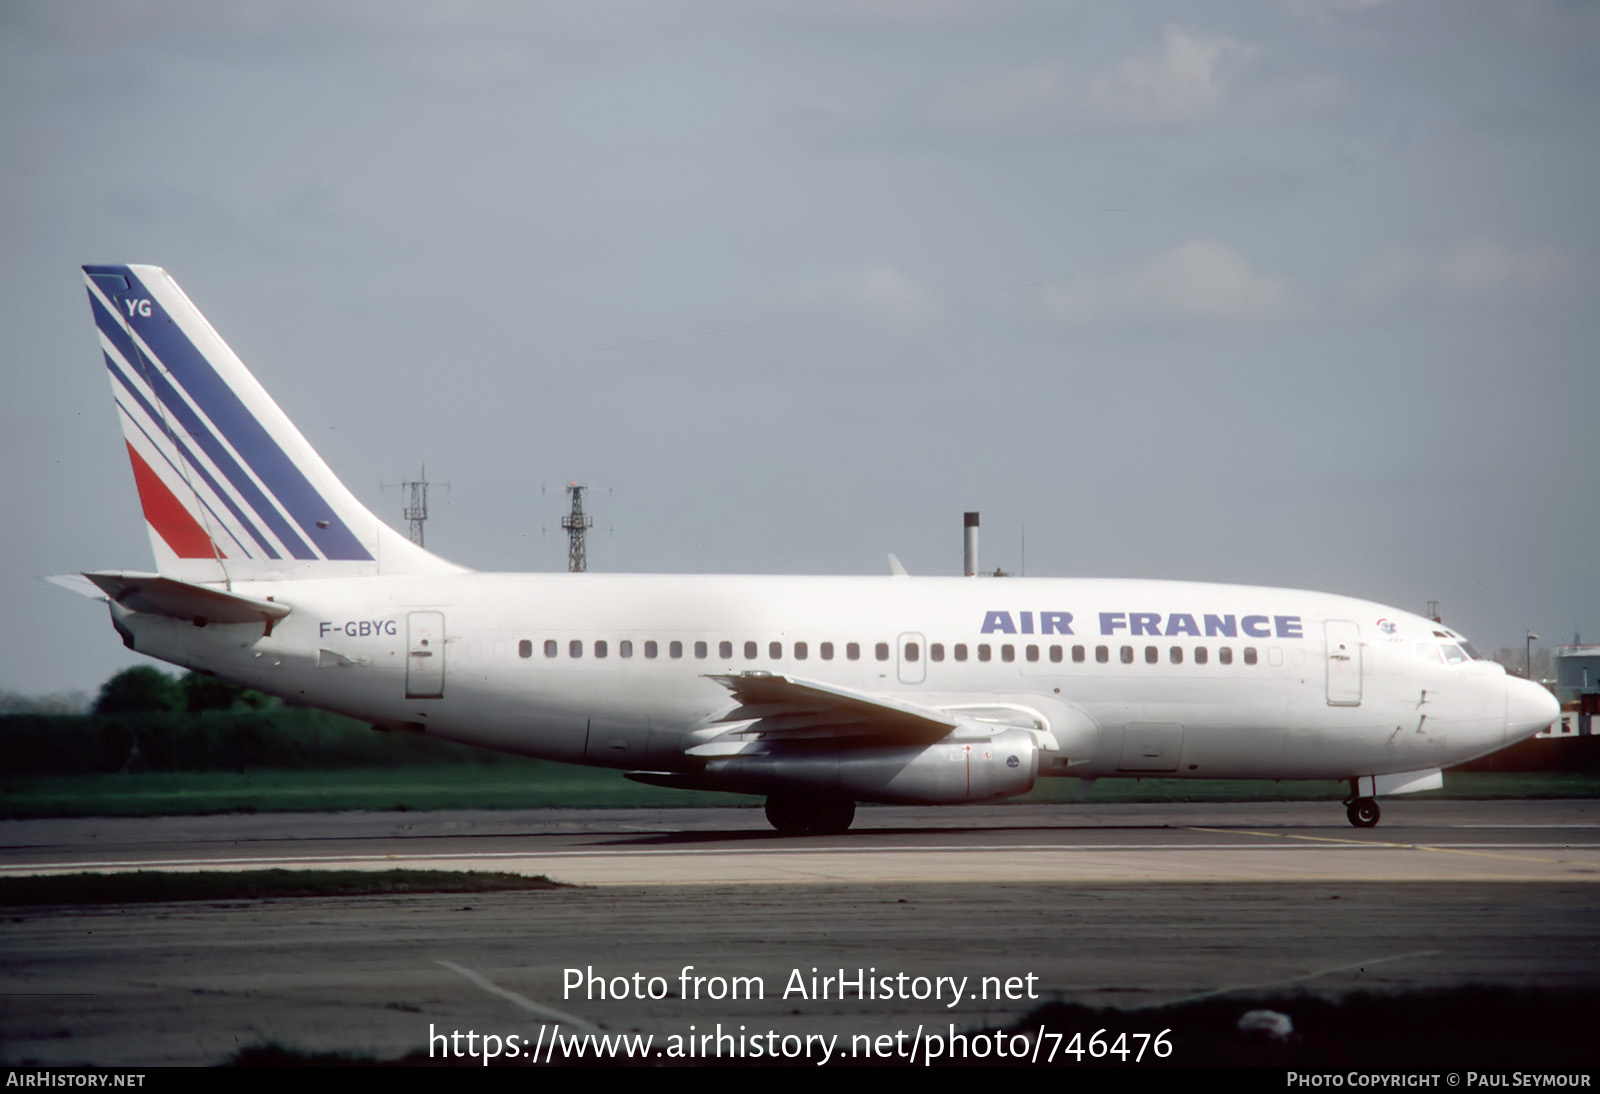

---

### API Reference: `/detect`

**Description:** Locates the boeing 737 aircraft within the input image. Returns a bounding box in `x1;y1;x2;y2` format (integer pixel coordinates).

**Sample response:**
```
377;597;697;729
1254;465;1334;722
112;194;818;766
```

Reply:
64;264;1559;833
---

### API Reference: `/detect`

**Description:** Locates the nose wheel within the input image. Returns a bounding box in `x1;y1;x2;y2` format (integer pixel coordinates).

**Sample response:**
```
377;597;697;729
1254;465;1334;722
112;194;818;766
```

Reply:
1345;797;1381;828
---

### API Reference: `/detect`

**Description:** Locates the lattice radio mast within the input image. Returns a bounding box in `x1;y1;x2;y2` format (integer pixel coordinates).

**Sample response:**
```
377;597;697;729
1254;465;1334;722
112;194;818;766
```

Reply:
561;483;595;572
402;465;431;547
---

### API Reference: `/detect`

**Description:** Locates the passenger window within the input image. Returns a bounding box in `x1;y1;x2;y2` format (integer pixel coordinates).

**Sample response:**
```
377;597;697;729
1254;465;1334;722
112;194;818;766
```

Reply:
544;640;558;658
694;641;708;659
1195;646;1208;665
1025;644;1039;662
1050;645;1063;663
670;640;683;659
1072;645;1085;663
930;643;944;662
954;644;968;662
719;640;733;659
795;641;808;660
1170;646;1182;664
978;644;991;662
569;639;583;659
644;641;658;659
1121;646;1134;664
594;640;608;659
1268;647;1283;667
1243;647;1257;665
1002;645;1015;663
821;642;834;660
875;642;889;661
1219;646;1233;665
1096;645;1108;663
770;641;782;659
847;642;861;661
1145;646;1158;664
518;639;533;659
619;640;633;658
905;642;919;662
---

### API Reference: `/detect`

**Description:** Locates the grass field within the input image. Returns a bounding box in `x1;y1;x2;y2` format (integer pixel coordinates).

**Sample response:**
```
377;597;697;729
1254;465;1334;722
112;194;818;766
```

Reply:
0;868;567;906
3;766;1595;819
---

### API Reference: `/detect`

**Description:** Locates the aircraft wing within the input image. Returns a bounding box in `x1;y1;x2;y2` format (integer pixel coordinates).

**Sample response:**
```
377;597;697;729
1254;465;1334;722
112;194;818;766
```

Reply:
692;672;960;753
81;571;291;630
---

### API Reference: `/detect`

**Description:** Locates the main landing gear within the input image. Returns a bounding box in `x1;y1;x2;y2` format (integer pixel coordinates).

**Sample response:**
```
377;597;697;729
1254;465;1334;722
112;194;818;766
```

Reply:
764;793;856;836
1345;794;1381;828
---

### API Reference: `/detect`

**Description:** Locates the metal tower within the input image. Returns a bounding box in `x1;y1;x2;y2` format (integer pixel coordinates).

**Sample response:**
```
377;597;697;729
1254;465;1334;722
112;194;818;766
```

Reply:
402;465;430;547
561;483;594;572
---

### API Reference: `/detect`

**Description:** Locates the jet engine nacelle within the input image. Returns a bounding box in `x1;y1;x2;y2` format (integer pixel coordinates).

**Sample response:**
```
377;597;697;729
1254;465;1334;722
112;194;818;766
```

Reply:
703;729;1038;805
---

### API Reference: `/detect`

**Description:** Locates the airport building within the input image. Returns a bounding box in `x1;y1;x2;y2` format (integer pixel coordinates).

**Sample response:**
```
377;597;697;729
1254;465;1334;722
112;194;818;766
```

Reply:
1552;644;1600;737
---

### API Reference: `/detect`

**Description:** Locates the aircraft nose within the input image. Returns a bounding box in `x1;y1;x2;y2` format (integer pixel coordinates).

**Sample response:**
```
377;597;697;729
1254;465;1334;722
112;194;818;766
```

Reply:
1505;676;1560;743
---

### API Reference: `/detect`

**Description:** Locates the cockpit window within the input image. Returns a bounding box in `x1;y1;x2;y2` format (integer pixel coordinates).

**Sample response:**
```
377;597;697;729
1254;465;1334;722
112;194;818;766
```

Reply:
1441;644;1469;665
1459;639;1484;660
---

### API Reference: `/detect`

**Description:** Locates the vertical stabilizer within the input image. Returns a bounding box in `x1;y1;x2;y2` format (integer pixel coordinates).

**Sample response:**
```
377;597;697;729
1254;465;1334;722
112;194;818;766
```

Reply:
83;264;467;583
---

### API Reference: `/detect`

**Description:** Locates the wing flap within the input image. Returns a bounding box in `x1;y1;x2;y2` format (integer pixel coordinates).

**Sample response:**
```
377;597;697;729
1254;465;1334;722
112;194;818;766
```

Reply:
702;672;957;746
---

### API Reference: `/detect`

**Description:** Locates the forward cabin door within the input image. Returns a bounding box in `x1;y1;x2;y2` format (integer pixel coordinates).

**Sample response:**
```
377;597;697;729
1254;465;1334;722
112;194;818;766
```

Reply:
1324;620;1362;706
406;611;446;698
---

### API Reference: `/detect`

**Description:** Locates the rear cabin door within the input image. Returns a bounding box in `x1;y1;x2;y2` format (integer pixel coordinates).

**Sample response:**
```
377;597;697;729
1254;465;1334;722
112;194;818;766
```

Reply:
406;611;446;699
1324;620;1362;706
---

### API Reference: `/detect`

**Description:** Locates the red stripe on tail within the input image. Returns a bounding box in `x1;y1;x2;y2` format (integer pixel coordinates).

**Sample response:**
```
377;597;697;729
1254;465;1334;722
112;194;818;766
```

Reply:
124;442;224;560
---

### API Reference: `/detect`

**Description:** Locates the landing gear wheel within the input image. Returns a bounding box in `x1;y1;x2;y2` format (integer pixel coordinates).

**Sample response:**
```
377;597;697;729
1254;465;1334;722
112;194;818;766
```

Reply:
764;794;856;835
1346;797;1381;828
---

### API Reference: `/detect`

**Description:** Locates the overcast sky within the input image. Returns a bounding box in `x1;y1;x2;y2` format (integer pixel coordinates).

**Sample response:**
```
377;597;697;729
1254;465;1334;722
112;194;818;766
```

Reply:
2;1;1596;698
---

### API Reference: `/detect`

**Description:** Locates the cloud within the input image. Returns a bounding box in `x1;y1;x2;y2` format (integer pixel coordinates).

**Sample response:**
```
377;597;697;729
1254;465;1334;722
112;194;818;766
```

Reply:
792;264;935;322
1349;239;1578;303
1088;25;1256;126
1043;240;1290;326
928;24;1256;136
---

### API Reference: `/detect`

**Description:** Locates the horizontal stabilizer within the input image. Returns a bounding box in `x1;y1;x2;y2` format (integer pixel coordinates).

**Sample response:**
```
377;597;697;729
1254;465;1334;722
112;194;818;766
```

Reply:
46;573;107;600
82;571;291;628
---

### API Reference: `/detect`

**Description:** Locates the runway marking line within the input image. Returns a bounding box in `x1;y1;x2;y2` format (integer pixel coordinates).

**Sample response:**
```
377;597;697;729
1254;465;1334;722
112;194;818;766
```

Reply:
1147;949;1443;1009
436;960;602;1035
6;838;1597;877
1189;827;1577;867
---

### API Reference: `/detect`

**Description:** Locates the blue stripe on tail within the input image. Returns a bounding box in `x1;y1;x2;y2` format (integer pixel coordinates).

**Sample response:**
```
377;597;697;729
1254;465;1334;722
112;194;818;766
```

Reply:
104;349;280;560
90;290;311;560
124;269;373;561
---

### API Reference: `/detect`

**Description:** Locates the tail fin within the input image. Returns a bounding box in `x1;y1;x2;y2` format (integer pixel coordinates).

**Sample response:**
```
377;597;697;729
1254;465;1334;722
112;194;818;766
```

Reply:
82;264;466;583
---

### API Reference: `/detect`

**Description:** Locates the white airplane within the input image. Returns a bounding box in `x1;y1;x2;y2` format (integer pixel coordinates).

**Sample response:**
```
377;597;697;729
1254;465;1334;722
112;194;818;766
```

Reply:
64;264;1559;833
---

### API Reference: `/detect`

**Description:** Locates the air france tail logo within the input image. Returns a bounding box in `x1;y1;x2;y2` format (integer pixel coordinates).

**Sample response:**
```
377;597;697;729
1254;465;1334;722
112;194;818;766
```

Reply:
122;299;152;318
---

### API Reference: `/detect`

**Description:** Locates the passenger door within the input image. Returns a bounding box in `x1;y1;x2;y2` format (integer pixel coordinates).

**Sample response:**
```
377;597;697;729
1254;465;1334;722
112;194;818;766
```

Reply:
406;611;446;699
1324;620;1362;706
